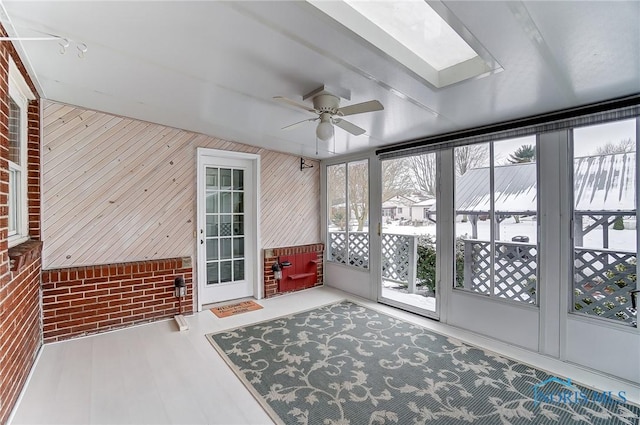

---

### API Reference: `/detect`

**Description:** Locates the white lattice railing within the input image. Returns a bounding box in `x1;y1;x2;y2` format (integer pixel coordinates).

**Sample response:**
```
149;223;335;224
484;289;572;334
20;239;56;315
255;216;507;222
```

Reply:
381;233;417;292
462;239;538;304
574;247;637;326
330;232;638;324
328;232;369;268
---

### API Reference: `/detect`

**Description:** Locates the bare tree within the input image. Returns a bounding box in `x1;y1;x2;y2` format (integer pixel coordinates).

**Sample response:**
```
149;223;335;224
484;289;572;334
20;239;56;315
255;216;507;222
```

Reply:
408;153;437;197
595;138;635;155
347;161;368;231
382;158;412;202
455;144;489;176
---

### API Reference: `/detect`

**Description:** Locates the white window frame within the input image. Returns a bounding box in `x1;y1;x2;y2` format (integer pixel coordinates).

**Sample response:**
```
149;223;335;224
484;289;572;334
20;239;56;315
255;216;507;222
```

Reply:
7;58;34;247
325;157;370;269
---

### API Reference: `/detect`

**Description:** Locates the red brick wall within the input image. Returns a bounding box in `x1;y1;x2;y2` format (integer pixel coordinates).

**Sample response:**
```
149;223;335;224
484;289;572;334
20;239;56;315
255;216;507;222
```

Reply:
41;257;193;343
0;23;42;425
27;102;41;240
0;243;42;425
263;244;324;298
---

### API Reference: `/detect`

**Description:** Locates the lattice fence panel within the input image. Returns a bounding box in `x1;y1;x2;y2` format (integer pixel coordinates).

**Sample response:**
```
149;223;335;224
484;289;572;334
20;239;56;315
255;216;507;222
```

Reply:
329;232;347;265
464;240;491;294
574;248;637;325
349;233;369;268
328;232;369;268
381;233;411;283
463;240;537;303
494;242;537;304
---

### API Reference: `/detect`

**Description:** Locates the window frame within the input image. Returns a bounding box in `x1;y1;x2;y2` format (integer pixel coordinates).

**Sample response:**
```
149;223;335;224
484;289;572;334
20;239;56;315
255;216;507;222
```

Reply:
568;118;639;328
451;137;541;307
325;157;370;270
7;58;34;247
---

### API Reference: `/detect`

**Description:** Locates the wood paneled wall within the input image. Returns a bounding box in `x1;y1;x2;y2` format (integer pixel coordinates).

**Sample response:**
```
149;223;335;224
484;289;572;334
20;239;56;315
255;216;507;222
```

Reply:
42;101;320;269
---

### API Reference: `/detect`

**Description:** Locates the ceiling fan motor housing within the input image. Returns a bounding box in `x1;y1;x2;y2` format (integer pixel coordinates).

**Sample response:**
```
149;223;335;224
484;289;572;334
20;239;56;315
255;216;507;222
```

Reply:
312;94;340;115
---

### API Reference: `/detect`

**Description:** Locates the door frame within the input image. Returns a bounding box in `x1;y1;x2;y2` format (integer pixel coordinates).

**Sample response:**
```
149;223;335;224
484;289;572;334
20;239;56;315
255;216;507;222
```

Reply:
196;148;261;311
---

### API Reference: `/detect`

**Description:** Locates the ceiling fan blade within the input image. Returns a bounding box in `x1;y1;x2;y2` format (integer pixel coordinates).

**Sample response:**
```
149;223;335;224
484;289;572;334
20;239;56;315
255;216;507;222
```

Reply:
334;118;366;136
273;96;316;113
281;118;317;131
338;100;384;117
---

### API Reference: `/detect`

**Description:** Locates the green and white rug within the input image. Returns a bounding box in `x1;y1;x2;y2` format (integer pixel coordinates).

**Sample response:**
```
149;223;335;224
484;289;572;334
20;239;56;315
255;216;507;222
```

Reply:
207;301;639;424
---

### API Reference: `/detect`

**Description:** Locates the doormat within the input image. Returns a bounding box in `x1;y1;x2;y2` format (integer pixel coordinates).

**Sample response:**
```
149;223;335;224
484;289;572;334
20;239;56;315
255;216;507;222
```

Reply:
210;300;263;318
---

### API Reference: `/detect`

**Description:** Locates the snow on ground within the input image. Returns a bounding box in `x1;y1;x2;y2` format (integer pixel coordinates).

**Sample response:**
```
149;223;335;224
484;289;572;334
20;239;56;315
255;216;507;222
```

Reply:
381;286;436;312
383;217;636;251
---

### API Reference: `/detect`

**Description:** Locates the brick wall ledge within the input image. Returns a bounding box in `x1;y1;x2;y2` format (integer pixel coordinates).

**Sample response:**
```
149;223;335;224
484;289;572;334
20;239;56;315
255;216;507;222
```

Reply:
9;240;43;273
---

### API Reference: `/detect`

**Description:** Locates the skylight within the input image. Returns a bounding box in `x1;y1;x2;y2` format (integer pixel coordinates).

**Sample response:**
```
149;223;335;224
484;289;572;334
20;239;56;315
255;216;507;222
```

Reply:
344;0;477;71
308;0;499;88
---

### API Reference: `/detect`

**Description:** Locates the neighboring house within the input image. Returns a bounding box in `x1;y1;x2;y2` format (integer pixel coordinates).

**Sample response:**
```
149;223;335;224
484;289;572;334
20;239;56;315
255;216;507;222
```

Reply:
410;198;437;223
382;195;418;221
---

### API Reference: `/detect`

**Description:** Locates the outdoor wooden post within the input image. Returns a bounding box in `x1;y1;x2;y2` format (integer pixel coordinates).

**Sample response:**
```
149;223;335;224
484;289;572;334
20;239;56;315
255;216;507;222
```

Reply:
574;214;584;247
408;236;417;294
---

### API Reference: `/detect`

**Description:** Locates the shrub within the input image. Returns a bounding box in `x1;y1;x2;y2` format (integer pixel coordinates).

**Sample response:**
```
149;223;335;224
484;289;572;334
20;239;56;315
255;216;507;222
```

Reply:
613;216;625;230
415;235;466;295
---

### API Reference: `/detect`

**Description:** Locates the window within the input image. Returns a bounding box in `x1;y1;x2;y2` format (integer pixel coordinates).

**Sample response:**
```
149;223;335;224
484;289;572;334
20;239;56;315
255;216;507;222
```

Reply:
397;207;402;214
7;59;31;246
571;119;637;326
327;160;369;268
454;137;538;304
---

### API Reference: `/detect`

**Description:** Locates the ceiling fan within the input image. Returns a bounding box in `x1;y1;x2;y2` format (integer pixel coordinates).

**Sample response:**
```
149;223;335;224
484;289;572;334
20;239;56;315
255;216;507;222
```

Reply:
274;86;384;141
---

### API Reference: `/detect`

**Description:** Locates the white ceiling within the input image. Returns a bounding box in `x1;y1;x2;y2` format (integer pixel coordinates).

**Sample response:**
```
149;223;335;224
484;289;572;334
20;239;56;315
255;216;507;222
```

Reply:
3;1;639;159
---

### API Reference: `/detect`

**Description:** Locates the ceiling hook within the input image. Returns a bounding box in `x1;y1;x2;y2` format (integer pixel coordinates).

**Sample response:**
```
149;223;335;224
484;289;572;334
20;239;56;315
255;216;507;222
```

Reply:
77;42;88;58
58;38;69;55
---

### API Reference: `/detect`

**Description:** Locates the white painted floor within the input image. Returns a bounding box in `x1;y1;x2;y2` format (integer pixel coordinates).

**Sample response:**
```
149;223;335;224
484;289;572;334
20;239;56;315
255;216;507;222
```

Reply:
10;286;640;424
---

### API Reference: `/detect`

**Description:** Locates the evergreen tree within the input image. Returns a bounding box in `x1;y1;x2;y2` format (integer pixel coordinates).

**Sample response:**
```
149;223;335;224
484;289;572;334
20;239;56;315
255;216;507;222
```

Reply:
508;144;536;163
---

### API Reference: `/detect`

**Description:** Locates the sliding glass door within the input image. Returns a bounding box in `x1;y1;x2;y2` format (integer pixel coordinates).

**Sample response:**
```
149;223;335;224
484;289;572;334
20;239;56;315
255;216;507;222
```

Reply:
379;153;439;318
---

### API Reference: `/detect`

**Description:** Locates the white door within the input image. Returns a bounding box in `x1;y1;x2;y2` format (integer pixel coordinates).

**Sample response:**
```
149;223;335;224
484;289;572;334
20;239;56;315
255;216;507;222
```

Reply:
197;149;259;306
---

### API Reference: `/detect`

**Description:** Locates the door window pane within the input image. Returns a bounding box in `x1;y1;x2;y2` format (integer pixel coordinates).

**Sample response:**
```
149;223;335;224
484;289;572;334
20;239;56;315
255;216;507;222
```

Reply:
233;169;244;190
206;193;218;213
207;262;219;285
220;168;232;190
233;237;244;258
572;119;637;326
220;238;232;260
234;260;245;281
206;215;218;237
233;215;244;235
233;192;244;213
220;261;232;282
206;239;218;261
220;215;232;236
220;192;232;213
206;168;219;189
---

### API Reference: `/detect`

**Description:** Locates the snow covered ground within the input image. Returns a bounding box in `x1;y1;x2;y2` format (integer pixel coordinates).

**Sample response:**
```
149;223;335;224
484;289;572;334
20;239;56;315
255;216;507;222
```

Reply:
381;285;436;312
383;216;636;251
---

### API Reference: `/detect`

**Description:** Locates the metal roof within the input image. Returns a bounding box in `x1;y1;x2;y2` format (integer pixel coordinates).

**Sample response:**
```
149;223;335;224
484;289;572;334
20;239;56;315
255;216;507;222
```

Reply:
454;153;636;214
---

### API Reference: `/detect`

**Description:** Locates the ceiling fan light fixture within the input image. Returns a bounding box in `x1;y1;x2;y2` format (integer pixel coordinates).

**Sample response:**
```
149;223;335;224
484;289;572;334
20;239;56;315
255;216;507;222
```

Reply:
316;120;333;141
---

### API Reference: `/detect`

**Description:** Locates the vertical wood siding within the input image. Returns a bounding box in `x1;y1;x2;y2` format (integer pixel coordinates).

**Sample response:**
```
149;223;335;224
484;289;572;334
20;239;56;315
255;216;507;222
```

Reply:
42;101;320;269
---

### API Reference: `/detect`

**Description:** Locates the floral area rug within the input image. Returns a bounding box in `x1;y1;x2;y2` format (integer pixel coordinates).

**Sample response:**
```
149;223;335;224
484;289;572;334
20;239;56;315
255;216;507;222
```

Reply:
207;301;639;424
